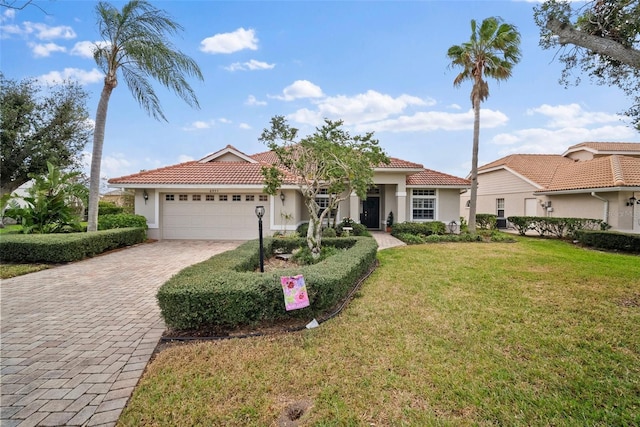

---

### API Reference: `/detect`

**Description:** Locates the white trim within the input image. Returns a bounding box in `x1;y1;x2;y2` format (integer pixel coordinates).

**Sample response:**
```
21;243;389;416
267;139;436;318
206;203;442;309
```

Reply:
396;191;407;197
108;183;266;190
198;146;257;163
148;189;158;229
478;166;544;189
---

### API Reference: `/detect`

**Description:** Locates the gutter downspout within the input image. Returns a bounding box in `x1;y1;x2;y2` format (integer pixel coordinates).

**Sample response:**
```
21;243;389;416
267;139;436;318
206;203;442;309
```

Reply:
590;192;609;224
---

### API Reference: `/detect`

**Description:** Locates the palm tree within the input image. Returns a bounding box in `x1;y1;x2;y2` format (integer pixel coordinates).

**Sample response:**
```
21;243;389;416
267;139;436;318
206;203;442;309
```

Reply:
87;0;203;232
447;17;521;233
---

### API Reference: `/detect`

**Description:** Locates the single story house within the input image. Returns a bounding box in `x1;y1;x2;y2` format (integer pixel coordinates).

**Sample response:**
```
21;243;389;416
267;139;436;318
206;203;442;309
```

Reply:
108;145;470;240
460;142;640;233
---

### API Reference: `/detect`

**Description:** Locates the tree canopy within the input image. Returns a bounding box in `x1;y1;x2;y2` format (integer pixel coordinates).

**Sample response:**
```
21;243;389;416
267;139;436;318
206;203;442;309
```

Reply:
0;73;92;197
259;116;389;258
534;0;640;130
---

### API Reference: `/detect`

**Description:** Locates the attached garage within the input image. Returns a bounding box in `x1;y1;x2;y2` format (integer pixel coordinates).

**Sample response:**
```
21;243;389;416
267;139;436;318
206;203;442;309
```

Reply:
161;192;269;240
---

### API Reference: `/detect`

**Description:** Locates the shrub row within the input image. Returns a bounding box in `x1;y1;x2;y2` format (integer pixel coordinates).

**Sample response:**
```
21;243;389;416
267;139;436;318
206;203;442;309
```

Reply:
0;227;147;263
391;221;446;237
98;214;148;230
395;230;516;245
157;236;378;330
507;216;603;238
575;230;640;254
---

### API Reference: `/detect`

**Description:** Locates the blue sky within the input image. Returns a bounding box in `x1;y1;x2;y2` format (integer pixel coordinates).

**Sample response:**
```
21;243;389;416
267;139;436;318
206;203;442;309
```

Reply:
2;0;639;182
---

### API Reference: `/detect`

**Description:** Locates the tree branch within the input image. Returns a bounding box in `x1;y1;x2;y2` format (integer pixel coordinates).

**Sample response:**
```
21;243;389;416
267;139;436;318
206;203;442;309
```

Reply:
546;16;640;69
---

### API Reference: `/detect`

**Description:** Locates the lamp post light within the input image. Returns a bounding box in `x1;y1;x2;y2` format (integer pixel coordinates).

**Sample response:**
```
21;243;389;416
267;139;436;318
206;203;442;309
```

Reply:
255;205;265;273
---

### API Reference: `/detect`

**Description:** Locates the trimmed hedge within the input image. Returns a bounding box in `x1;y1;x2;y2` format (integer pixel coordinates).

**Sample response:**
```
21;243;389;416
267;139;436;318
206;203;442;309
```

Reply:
507;216;603;238
98;213;148;230
0;227;147;263
391;221;446;237
157;236;378;330
576;230;640;254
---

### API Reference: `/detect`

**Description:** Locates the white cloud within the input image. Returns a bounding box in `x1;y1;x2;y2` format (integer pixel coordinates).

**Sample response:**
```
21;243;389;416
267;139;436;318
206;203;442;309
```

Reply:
224;59;275;72
70;40;108;58
0;23;22;38
448;103;462;110
286;89;438;128
239;123;251;129
200;27;258;54
23;21;76;40
38;68;103;85
183;120;214;131
101;153;134;179
2;9;15;21
494;125;638;155
29;42;66;57
526;103;621;128
218;118;232;124
245;95;267;106
272;80;324;101
492;103;637;154
177;154;194;163
356;108;508;133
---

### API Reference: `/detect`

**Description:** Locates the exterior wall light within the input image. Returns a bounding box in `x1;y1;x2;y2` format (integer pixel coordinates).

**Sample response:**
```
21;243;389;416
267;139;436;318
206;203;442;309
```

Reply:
143;190;149;204
627;196;637;206
279;191;286;204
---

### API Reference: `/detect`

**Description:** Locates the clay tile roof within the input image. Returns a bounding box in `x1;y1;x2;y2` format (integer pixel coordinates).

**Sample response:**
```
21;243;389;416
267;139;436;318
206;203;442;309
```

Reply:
543;155;640;191
565;142;640;154
378;157;423;169
406;169;470;186
250;150;278;165
108;161;270;185
479;154;575;187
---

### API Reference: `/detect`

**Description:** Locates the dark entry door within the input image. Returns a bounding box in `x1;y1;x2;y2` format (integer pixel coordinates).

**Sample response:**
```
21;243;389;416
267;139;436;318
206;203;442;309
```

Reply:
360;197;380;229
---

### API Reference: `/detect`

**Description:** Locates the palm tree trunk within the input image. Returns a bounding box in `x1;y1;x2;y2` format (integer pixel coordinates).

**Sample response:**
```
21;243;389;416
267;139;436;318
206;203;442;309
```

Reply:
87;84;113;232
468;96;481;233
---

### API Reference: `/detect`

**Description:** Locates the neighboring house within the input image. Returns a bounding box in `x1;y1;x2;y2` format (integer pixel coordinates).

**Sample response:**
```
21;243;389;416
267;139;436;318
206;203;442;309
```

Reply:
460;142;640;233
108;145;470;240
101;189;134;212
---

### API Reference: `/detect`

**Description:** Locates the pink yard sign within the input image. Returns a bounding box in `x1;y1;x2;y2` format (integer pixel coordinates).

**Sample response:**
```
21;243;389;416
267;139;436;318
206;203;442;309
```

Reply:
280;275;310;311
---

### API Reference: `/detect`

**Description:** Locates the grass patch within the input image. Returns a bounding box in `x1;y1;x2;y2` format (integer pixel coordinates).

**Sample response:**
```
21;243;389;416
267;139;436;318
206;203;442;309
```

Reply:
0;262;51;279
118;237;640;426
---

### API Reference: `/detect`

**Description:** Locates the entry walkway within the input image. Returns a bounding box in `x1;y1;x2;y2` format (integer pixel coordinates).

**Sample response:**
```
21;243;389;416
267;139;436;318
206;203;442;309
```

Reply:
1;240;241;427
371;231;406;250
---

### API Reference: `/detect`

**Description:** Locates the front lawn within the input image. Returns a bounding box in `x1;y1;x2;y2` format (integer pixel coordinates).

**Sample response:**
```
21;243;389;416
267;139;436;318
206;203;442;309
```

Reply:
118;238;640;426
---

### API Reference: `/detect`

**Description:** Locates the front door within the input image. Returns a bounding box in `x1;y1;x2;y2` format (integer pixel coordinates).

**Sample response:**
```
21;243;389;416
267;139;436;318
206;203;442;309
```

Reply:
360;197;380;229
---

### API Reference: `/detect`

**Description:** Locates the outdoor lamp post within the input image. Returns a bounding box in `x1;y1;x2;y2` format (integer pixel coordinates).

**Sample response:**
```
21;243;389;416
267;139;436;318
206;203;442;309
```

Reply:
255;205;265;273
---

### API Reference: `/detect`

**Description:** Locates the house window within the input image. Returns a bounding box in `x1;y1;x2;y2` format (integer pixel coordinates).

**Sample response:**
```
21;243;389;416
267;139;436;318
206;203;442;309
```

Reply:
496;198;505;217
232;195;241;202
219;195;228;201
205;195;215;201
411;189;436;220
192;195;201;201
245;195;255;201
259;194;268;202
165;194;175;201
179;194;188;201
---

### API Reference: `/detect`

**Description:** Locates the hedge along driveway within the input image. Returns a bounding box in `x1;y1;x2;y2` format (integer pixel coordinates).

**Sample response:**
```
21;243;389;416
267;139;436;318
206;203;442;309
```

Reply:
0;239;242;427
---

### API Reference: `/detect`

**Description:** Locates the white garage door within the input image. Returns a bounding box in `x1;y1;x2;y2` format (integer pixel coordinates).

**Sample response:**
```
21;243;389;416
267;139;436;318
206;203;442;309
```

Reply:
161;193;269;240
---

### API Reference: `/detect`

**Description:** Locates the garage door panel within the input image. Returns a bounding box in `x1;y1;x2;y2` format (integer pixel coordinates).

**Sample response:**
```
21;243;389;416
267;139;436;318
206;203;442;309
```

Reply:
161;195;269;240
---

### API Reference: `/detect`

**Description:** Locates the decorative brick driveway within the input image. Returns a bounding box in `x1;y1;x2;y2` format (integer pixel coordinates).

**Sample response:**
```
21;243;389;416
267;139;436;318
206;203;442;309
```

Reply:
1;240;241;427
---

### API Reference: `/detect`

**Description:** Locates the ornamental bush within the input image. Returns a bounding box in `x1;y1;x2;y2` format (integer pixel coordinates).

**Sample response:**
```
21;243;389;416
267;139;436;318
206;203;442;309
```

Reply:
98;213;148;230
0;227;146;263
391;221;446;237
157;236;378;330
575;230;640;254
507;216;602;238
476;213;497;230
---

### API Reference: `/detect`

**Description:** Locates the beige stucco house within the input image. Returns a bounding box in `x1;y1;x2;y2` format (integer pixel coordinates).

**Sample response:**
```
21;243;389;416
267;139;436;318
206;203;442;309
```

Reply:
108;145;470;240
460;142;640;233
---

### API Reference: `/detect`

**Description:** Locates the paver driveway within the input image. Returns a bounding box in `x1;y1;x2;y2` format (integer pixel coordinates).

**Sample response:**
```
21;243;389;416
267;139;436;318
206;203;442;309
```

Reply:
1;240;241;427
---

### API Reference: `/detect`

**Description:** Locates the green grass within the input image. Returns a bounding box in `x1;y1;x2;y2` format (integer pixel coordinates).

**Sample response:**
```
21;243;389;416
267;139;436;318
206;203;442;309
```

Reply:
118;238;640;426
